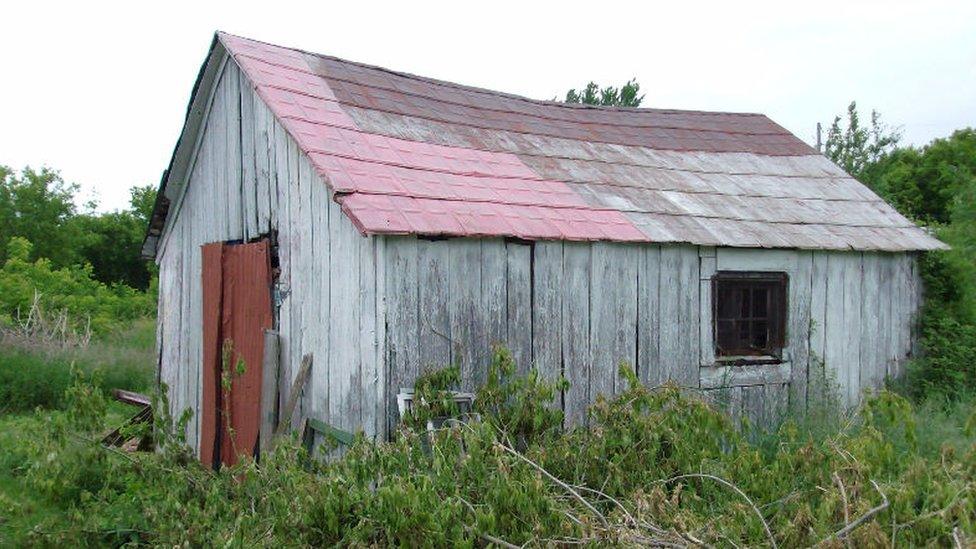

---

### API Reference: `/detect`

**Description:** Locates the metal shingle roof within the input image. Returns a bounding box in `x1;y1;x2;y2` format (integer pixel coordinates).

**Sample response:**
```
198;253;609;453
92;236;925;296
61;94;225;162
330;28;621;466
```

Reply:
217;32;945;251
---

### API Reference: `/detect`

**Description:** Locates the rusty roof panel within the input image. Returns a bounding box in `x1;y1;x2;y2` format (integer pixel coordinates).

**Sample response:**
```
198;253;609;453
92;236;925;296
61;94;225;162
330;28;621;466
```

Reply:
216;32;946;252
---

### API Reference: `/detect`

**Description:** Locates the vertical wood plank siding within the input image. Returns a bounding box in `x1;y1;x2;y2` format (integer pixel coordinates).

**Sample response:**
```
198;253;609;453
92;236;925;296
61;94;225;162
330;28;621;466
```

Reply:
382;239;923;427
156;62;382;449
157;59;926;449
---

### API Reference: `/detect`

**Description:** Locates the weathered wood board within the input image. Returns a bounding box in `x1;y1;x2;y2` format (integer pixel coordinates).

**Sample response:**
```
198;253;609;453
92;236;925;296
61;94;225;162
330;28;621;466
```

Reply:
155;58;927;452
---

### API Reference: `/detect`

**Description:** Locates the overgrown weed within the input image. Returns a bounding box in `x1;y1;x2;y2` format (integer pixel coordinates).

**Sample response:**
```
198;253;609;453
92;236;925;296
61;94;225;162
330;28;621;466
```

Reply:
3;351;972;547
0;319;155;413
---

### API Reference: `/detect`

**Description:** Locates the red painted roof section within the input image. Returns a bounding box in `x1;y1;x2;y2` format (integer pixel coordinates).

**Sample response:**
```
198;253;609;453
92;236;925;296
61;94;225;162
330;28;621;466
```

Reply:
215;32;945;251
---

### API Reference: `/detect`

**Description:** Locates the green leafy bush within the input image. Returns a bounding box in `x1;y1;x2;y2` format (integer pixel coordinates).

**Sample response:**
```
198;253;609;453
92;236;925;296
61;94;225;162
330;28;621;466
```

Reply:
6;359;973;546
0;237;154;337
906;175;976;399
834;122;976;401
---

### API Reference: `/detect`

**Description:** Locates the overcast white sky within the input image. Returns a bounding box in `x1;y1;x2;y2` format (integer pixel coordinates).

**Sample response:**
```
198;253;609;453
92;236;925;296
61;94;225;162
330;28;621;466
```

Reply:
2;0;973;211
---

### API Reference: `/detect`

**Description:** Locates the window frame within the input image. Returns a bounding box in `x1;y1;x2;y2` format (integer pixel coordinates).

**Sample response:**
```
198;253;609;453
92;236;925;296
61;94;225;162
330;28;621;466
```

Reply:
711;271;789;362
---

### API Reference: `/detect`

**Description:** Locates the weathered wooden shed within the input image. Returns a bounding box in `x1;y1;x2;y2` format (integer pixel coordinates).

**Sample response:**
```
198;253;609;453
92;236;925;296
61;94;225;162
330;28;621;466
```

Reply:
145;32;945;463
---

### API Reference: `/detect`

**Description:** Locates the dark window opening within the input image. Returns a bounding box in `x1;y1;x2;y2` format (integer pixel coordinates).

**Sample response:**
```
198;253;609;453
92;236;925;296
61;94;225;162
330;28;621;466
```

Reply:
713;271;787;359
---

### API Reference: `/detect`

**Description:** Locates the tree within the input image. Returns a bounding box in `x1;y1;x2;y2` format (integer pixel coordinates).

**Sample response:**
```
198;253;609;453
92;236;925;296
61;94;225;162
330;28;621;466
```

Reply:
824;101;900;179
70;185;158;290
0;166;85;267
128;184;157;225
861;129;976;224
0;165;157;290
563;79;644;107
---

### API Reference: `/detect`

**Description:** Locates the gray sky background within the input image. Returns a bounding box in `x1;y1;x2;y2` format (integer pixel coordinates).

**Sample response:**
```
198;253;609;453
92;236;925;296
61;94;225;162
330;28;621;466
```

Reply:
2;0;973;211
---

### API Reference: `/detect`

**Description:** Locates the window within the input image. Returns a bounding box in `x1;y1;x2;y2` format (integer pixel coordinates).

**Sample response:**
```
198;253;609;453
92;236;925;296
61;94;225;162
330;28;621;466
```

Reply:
713;272;788;359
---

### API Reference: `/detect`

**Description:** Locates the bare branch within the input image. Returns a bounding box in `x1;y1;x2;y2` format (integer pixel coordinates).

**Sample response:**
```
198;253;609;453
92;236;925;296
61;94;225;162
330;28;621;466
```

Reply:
832;473;853;549
495;441;610;531
813;480;889;547
658;473;777;549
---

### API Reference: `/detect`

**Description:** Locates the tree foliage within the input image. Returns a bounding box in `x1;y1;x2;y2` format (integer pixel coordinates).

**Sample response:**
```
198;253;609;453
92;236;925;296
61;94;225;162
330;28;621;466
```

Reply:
563;79;644;107
0;237;154;336
827;103;976;399
0;165;155;289
72;185;157;290
824;101;901;180
862;129;976;225
0;166;84;267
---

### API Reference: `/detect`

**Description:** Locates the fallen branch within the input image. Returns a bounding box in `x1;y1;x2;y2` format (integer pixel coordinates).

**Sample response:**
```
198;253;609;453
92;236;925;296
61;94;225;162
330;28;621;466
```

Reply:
658;473;777;549
832;472;852;549
569;483;638;527
478;531;520;549
569;483;680;542
495;441;610;531
813;480;889;547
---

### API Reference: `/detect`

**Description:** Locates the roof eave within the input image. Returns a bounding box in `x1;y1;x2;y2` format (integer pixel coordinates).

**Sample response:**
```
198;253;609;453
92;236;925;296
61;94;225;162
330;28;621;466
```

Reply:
141;33;228;259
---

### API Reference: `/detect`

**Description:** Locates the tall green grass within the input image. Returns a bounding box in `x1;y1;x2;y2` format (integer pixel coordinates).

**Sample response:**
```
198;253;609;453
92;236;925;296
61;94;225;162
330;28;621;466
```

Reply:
0;319;155;413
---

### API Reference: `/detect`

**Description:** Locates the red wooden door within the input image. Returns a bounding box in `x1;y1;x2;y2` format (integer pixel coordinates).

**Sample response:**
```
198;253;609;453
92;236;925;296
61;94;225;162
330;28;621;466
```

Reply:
200;240;273;468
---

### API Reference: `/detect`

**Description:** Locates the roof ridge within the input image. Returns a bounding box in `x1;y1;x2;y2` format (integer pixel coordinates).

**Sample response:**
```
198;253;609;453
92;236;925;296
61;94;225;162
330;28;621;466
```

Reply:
217;31;769;119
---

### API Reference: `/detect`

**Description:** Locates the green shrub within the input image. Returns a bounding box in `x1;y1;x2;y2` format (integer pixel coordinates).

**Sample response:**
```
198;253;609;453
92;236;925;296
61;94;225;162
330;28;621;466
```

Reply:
856;127;976;401
0;237;154;337
8;358;974;547
907;214;976;399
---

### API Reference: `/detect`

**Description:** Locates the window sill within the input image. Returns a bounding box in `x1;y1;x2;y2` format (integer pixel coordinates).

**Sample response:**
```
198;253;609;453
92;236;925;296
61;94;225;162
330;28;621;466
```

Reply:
700;361;793;389
714;355;784;366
